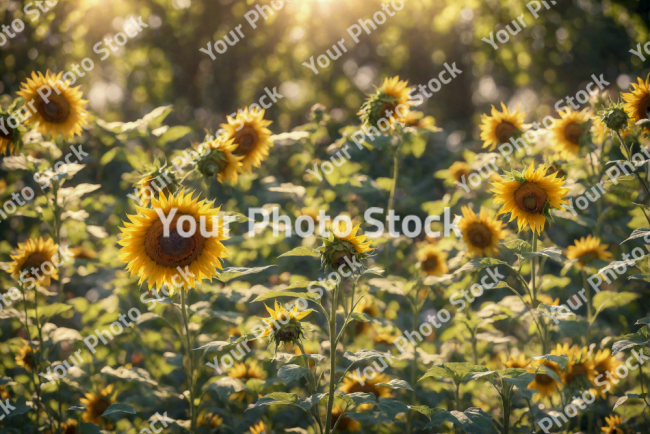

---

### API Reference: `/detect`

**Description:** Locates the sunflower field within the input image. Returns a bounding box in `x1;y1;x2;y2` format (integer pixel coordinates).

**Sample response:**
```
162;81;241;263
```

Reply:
3;0;650;433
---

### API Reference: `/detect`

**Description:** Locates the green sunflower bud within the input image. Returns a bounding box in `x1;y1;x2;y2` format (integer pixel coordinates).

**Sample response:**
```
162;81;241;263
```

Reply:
597;103;629;132
197;147;229;179
359;91;401;131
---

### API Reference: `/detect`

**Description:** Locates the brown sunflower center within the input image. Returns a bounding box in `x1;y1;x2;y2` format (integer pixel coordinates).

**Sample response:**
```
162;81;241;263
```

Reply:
564;122;583;145
234;126;259;155
37;94;71;124
495;121;517;143
534;373;555;386
90;399;111;419
381;102;397;119
565;363;588;383
640;93;650;120
0;123;13;140
453;169;469;183
422;255;438;272
276;329;296;342
578;251;599;264
144;218;206;268
21;253;47;271
466;223;492;248
514;182;548;214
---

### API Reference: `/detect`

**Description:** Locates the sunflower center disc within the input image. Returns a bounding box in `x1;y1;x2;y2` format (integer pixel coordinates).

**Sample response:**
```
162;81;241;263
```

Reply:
0;123;13;140
514;182;548;214
467;223;492;248
495;121;517;143
423;255;438;272
234;126;259;155
453;168;468;183
38;94;71;123
381;101;397;118
642;94;650;120
535;373;554;386
22;253;47;271
145;218;206;268
564;122;583;145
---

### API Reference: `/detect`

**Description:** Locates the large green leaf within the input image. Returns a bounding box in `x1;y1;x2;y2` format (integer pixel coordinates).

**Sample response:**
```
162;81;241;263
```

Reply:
101;403;136;417
376;379;413;391
343;350;394;363
377;398;410;418
521;247;564;263
37;303;72;324
612;328;650;355
249;392;325;412
279;246;321;258
278;364;312;384
420;362;489;384
531;354;569;370
217;265;275;283
157;126;192;145
422;407;494;433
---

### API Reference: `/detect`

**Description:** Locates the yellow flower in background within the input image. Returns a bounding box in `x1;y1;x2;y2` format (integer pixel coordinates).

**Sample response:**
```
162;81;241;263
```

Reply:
197;410;224;429
0;116;16;155
229;361;266;401
15;344;36;372
592;349;620;397
527;358;562;398
479;102;525;151
295;207;320;225
258;300;313;346
118;189;229;293
339;372;392;410
321;220;373;270
80;385;116;424
197;137;244;184
353;296;379;335
552;343;596;388
622;74;650;125
16;70;88;139
492;162;570;234
221;107;273;173
417;245;448;277
551;109;591;158
9;237;59;289
504;353;530;369
458;206;505;257
331;405;362;432
359;76;411;129
566;235;612;268
249;421;268;434
601;414;624;434
404;110;441;132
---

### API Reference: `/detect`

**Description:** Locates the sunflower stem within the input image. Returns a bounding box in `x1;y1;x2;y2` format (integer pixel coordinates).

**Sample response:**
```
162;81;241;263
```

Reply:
531;231;537;304
406;289;420;434
180;290;197;432
617;131;650;225
324;283;339;434
297;341;323;434
384;139;402;266
581;270;592;326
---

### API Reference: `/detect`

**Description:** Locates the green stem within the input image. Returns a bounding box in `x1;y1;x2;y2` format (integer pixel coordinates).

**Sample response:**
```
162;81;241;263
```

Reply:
384;141;402;266
582;270;592;326
501;385;511;434
617;132;650;225
180;290;196;432
406;292;419;434
324;284;339;434
297;341;323;434
531;232;537;304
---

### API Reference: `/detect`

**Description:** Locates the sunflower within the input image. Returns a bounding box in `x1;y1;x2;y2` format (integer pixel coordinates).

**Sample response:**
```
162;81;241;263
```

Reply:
404;111;441;132
80;385;116;424
134;165;180;208
9;237;59;289
249;421;268;434
592;349;620;397
331;405;361;432
0;115;18;155
353;296;379;335
417;245;448;277
479;102;525;151
46;419;78;434
601;415;624;434
373;332;400;345
492;162;570;234
504;353;530;369
0;385;10;400
197;410;224;429
358;76;411;130
118;189;230;293
258;300;313;348
16;70;88;139
229;361;266;401
551;109;591;158
566;235;612;268
321;220;373;271
15;344;37;372
622;74;650;125
220;108;273;174
527;358;562;398
295;207;320;225
339;373;392;410
458;206;505;257
552;343;596;389
197;137;244;184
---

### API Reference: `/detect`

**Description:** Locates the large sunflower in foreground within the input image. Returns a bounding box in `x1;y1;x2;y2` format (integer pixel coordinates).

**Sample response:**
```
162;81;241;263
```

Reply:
553;343;596;390
417;245;448;277
601;414;624;434
197;136;244;184
80;385;116;424
118;189;229;293
220;108;273;174
622;74;650;125
16;70;88;139
258;300;313;348
359;76;411;130
551;109;591;159
479;102;525;151
566;235;612;268
9;237;59;288
15;343;37;372
458;206;505;257
340;373;392;410
492;162;570;234
321;220;373;271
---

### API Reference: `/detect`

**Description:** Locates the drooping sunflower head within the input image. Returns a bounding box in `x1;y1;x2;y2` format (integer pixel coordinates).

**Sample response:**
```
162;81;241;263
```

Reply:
331;405;362;432
197;409;224;429
118;189;230;293
0;114;20;156
258;300;313;349
358;76;411;130
197;136;244;184
15;343;37;372
458;206;505;257
416;245;449;277
598;100;630;133
504;353;530;369
80;385;115;424
622;74;650;125
249;421;268;434
552;343;596;389
16;70;88;139
566;235;612;268
220;108;273;174
320;220;373;272
9;237;59;289
479;102;525;151
601;415;624;434
134;164;181;208
551;109;591;159
492;162;570;235
527;358;562;399
340;373;392;410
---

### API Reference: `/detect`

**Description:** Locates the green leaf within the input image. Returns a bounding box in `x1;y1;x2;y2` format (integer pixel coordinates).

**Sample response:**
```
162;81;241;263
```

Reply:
420;362;489;384
216;265;275;283
37;303;72;323
279;246;321;258
423;407;494;433
454;258;507;274
157;126;192;145
495;368;535;389
338;392;377;407
252;291;321;303
278;364;312;384
204;377;246;399
521;247;564;263
79;423;101;434
621;228;650;244
343;350;394;363
100;366;158;386
502;239;531;256
377;398;410;418
250;392;325;412
101;403;136;417
362;267;385;276
594;291;640;311
376;379;413;391
350;312;371;323
612;328;650;355
636;317;650;325
531;354;569;370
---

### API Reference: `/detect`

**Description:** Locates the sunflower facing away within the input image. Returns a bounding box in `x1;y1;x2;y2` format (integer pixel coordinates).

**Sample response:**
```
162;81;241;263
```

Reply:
566;235;612;268
321;220;373;271
197;136;244;184
458;206;505;257
492;162;570;234
358;76;411;130
9;237;59;288
601;415;624;434
220;108;273;174
258;300;313;349
16;70;88;139
479;102;526;151
15;343;37;372
339;373;392;410
417;245;448;277
134;165;180;208
80;385;116;424
551;109;591;158
118;189;230;293
249;421;268;434
622;74;650;125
